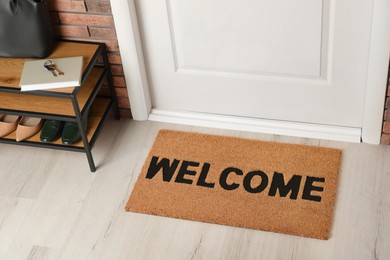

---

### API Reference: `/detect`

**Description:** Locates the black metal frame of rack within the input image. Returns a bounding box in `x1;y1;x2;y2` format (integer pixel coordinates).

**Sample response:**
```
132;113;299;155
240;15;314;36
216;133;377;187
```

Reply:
0;41;120;172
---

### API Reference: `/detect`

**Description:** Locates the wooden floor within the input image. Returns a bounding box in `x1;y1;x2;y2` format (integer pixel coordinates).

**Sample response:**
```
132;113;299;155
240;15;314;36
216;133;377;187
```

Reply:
0;117;389;260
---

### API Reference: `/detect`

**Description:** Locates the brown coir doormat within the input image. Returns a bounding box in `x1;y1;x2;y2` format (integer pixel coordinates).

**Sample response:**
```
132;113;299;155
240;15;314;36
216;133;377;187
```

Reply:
125;130;342;239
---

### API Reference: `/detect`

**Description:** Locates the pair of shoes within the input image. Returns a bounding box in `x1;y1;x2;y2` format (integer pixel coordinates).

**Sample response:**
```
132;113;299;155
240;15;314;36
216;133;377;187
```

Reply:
40;120;84;144
0;114;44;141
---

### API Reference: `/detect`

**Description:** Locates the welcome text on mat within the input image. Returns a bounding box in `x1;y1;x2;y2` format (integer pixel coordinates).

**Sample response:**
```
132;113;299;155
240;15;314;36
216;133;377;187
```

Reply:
146;156;325;202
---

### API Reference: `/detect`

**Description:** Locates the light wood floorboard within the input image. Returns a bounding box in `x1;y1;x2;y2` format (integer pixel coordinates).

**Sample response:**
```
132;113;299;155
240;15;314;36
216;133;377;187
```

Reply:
0;117;389;260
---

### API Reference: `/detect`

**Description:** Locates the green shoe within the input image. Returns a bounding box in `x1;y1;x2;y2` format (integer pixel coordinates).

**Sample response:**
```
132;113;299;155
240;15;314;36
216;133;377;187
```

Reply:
61;121;81;145
40;120;64;142
62;108;91;145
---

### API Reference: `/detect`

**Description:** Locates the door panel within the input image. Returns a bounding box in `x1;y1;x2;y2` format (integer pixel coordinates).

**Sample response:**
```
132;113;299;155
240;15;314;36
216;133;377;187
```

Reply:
168;0;323;77
136;0;373;127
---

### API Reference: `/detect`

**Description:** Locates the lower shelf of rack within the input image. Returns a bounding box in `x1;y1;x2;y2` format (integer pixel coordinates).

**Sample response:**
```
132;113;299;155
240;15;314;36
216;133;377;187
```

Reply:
0;98;111;149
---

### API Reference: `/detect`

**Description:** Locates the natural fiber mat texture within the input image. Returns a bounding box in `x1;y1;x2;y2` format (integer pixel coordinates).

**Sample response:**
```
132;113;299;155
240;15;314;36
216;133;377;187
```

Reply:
125;130;342;239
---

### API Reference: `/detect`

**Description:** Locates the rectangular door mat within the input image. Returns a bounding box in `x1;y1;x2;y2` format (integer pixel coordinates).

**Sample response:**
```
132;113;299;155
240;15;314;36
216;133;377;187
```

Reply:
125;130;342;239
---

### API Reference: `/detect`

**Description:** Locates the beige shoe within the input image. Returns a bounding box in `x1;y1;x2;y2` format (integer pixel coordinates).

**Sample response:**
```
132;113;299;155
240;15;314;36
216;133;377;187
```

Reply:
15;117;44;142
0;114;21;137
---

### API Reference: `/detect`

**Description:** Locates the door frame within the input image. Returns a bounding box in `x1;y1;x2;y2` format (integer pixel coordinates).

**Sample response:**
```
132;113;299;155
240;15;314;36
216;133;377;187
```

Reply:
110;0;390;144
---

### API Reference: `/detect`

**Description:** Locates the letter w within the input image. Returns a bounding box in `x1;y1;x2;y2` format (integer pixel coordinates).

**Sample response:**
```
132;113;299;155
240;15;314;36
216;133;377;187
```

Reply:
146;156;180;182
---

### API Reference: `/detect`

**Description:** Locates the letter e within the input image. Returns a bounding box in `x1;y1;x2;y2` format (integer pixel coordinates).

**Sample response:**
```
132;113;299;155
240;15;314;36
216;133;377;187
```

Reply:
302;176;325;202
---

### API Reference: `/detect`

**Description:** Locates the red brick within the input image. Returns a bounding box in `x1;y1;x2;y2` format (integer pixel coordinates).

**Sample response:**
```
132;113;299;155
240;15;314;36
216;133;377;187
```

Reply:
386;97;390;109
112;76;126;87
99;86;128;97
384;110;390;121
381;134;390;145
89;27;117;39
86;1;112;13
61;37;119;51
383;122;390;133
117;97;130;109
89;39;119;51
58;13;114;27
387;86;390;96
54;25;90;37
107;52;122;64
110;64;124;75
114;87;129;97
103;40;119;51
49;0;86;12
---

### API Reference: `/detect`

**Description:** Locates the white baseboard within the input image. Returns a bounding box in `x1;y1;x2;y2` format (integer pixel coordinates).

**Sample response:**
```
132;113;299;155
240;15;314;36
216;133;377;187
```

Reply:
148;109;362;143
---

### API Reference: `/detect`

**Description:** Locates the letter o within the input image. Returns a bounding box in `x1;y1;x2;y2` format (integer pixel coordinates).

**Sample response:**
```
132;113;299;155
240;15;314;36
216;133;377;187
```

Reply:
243;170;269;193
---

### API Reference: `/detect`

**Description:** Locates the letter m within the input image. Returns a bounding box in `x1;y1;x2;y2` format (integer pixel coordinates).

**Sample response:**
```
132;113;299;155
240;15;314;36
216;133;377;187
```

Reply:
145;156;180;182
268;172;302;200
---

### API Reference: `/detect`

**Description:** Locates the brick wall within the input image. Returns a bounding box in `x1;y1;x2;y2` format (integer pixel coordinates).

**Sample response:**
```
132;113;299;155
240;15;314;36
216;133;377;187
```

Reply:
48;0;131;118
381;61;390;144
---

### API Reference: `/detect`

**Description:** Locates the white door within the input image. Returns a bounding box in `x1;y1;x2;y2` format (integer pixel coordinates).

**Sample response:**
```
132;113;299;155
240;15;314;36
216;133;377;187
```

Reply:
135;0;373;128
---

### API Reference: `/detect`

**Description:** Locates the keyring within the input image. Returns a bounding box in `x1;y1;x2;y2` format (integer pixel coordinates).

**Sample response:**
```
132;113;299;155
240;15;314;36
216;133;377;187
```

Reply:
44;60;53;67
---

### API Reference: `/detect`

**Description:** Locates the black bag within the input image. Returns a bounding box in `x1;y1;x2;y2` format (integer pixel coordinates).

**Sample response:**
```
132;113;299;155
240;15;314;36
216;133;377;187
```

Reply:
0;0;55;58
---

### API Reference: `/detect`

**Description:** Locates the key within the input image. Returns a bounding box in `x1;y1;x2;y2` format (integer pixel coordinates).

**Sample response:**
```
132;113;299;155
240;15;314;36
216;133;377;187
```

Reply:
43;60;65;77
49;64;64;76
44;60;58;77
44;64;58;77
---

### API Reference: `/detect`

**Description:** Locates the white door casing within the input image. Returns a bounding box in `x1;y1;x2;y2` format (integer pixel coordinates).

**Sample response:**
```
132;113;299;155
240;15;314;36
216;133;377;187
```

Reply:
110;0;390;144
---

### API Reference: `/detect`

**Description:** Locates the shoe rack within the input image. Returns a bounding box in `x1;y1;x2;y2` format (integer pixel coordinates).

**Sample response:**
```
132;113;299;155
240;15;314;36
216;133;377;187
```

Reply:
0;41;120;172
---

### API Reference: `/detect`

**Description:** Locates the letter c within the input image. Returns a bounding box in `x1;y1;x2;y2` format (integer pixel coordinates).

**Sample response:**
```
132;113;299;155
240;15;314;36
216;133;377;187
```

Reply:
219;167;243;190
